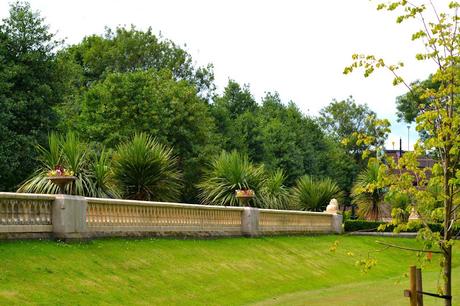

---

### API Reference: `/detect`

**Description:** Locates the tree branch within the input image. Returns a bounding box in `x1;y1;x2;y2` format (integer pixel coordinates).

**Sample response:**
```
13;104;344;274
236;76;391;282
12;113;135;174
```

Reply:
375;240;443;253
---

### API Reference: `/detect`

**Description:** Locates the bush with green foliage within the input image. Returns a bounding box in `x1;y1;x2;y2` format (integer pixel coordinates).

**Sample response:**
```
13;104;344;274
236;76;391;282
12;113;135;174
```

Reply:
18;133;117;197
351;161;386;220
291;175;343;211
343;220;455;234
197;151;265;207
112;133;182;201
259;169;292;209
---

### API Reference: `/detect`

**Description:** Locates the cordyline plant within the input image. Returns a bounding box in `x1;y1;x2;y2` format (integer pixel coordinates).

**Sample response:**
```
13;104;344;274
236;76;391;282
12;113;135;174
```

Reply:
344;1;459;305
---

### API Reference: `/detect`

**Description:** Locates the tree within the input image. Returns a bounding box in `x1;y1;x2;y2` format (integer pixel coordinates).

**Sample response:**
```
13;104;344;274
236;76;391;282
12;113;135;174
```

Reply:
59;26;215;98
257;93;332;185
112;133;183;201
0;1;63;191
395;75;440;124
344;2;460;304
319;97;387;162
74;69;219;202
211;80;260;155
213;80;257;118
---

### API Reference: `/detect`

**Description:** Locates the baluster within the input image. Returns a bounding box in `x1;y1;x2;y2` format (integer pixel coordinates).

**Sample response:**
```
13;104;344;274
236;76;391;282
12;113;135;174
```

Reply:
13;201;19;224
0;200;5;225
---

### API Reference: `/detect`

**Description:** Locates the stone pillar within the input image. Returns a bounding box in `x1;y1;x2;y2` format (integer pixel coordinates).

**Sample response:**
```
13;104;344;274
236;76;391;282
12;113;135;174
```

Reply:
52;195;88;240
331;214;343;234
241;207;259;237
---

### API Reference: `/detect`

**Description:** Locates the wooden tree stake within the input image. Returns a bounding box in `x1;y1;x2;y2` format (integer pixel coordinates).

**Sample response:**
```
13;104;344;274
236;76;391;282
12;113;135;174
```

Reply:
416;268;424;306
410;265;417;306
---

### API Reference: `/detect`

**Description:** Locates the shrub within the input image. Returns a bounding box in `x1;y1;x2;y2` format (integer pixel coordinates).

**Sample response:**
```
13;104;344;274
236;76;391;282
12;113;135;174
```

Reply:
197;151;265;207
259;169;292;209
344;220;454;233
344;220;389;232
351;161;386;220
18;132;117;197
112;133;182;201
292;175;344;211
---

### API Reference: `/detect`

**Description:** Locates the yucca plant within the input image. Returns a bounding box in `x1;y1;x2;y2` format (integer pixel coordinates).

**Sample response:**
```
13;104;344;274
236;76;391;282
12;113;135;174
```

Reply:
18;132;117;197
90;149;119;198
112;133;182;201
292;175;344;212
197;151;265;207
259;169;292;209
351;161;386;221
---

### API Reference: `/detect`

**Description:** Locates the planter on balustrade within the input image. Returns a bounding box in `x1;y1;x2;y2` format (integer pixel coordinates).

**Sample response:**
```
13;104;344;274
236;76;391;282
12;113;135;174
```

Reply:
47;176;76;195
235;189;255;207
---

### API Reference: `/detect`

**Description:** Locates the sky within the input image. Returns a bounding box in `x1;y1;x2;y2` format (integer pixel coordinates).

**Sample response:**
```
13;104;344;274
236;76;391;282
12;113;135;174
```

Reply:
1;0;450;149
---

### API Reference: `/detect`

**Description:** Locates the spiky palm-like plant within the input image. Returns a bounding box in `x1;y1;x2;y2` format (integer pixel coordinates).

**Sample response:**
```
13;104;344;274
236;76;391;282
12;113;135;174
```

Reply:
112;133;182;201
18;133;116;197
292;175;344;212
351;161;386;221
91;149;119;198
259;169;292;209
197;151;265;207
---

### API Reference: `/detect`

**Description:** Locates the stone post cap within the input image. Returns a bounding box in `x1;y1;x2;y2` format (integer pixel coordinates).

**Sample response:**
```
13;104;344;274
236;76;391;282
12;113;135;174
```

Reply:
326;198;339;214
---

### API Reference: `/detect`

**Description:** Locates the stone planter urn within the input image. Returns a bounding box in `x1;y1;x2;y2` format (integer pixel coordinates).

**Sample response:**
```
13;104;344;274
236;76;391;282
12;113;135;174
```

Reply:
235;189;255;207
47;176;76;194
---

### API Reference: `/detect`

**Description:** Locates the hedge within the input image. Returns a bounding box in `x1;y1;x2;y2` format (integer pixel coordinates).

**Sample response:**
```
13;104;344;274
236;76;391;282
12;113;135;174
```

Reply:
344;220;456;233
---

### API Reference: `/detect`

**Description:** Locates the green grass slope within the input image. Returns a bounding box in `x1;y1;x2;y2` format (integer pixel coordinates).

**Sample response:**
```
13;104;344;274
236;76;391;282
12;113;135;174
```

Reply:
0;236;457;305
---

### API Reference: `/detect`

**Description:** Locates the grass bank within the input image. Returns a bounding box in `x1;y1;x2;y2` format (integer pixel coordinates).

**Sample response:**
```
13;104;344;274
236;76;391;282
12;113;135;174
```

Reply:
0;235;458;305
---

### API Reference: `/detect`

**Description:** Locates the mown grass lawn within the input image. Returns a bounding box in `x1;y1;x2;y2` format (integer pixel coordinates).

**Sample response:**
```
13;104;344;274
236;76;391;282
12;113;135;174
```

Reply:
0;235;458;305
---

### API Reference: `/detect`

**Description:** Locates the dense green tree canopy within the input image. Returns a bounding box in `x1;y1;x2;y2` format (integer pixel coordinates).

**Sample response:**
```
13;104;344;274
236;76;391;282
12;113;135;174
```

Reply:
75;69;218;202
60;26;215;98
0;2;63;191
318;97;386;160
395;74;440;124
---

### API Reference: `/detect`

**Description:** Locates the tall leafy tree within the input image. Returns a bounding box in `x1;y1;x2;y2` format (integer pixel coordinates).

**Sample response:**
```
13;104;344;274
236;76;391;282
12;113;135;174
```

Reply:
76;69;219;202
319;97;386;162
211;80;260;155
344;2;460;303
395;75;440;124
59;26;215;98
0;1;63;191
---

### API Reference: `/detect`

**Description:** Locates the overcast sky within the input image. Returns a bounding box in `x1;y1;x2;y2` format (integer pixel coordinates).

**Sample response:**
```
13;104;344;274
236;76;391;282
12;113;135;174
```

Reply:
1;0;450;149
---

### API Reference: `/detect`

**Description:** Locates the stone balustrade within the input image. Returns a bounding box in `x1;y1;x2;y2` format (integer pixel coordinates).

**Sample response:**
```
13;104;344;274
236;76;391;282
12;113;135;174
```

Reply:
86;198;244;236
0;192;342;240
259;209;334;234
0;193;54;234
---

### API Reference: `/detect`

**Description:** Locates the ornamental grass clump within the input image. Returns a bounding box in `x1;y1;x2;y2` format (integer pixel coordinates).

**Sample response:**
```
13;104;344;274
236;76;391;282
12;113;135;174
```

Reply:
197;151;265;207
112;133;182;201
292;175;343;212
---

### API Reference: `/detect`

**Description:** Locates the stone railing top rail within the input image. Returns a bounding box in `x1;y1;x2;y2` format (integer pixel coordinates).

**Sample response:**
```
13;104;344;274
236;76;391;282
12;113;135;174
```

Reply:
0;193;337;216
85;197;246;211
0;192;56;201
259;208;334;216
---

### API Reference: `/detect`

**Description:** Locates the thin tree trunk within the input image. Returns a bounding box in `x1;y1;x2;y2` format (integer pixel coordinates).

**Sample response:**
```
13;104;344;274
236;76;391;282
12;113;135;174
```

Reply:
443;156;453;306
443;245;452;306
